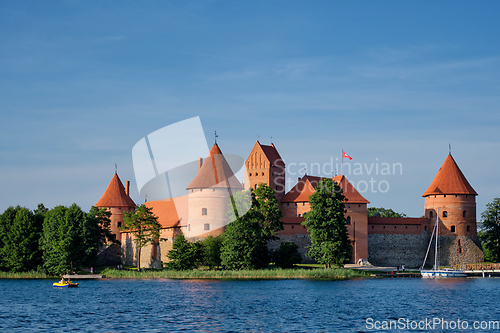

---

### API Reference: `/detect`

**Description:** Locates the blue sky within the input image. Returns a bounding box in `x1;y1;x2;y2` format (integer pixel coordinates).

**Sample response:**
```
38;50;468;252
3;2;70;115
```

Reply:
1;1;499;219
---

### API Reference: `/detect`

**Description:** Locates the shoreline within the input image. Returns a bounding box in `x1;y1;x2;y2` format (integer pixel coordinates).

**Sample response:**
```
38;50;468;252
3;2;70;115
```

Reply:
0;267;370;280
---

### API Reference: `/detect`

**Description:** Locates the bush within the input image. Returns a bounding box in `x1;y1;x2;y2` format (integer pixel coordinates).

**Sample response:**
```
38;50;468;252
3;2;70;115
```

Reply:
273;241;302;268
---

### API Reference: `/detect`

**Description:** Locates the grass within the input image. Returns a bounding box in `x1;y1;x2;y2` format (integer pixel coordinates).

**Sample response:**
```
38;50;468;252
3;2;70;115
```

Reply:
0;271;55;279
101;267;370;280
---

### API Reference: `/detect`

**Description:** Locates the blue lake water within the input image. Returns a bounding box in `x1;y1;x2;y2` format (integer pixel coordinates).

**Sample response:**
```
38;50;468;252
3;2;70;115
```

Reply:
1;277;500;332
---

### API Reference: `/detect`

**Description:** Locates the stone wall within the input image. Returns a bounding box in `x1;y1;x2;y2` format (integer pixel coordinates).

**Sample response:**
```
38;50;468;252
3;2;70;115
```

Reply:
437;236;484;267
368;232;432;268
268;234;314;264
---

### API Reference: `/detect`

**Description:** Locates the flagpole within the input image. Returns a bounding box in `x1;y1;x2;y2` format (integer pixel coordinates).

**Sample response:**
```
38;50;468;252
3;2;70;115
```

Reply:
341;149;343;176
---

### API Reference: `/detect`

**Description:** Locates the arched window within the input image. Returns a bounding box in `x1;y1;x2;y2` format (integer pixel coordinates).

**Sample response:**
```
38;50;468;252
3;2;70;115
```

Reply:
457;239;461;246
202;208;207;216
463;211;467;218
346;216;351;225
249;173;252;176
451;225;456;232
298;214;301;217
443;211;448;218
429;211;434;218
467;225;470;232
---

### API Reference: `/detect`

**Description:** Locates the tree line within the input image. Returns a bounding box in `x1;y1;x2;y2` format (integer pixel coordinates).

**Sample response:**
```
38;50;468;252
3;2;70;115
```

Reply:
0;204;115;275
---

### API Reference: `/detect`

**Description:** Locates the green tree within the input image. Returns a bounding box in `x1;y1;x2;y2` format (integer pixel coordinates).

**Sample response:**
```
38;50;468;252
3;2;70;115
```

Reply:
202;235;223;269
272;241;302;268
222;184;283;269
41;204;87;275
367;207;407;218
1;206;43;272
78;206;114;268
220;214;268;269
121;204;161;271
479;198;500;262
167;232;203;270
302;179;352;268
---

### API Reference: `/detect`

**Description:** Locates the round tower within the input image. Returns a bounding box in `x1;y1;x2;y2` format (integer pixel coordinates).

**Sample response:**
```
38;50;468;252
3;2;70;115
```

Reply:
185;143;244;239
95;172;136;242
422;153;483;265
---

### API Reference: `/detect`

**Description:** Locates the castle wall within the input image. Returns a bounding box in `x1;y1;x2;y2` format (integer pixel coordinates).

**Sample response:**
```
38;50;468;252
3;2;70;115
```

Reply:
269;234;314;264
121;227;180;268
368;232;432;268
437;236;484;267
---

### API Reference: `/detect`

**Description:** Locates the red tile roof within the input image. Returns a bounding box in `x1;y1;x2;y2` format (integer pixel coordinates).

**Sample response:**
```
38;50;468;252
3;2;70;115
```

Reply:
145;195;188;229
95;174;136;208
187;143;244;190
281;175;370;204
259;142;285;167
422;154;477;197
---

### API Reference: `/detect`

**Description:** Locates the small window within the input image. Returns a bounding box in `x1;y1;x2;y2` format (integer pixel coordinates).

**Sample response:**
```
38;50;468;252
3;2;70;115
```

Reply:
291;225;294;229
348;204;350;208
371;226;374;229
458;248;462;254
451;225;456;232
444;195;446;198
276;186;278;190
202;208;207;215
298;214;301;217
295;203;297;206
424;226;427;231
249;173;252;176
358;204;361;208
287;203;289;206
405;226;407;229
383;226;385;229
262;172;264;176
188;224;191;231
204;223;210;231
463;211;467;218
467;225;470;232
118;222;122;228
255;184;258;189
394;226;397;229
443;211;448;218
457;239;461;246
303;202;305;206
346;216;351;225
429;211;434;218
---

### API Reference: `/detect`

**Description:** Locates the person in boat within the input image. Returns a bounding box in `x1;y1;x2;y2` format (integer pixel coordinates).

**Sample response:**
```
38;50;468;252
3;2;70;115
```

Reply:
59;276;67;284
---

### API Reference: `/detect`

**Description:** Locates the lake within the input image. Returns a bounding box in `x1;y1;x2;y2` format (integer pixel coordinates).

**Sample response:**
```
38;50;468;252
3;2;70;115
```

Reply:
1;277;499;332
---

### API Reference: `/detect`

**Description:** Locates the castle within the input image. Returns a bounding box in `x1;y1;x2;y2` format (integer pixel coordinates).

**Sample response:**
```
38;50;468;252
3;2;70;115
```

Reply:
96;140;484;268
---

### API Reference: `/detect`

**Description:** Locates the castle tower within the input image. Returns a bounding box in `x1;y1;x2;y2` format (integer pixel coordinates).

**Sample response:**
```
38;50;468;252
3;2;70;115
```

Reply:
95;172;136;242
422;153;483;265
244;141;286;202
185;143;244;239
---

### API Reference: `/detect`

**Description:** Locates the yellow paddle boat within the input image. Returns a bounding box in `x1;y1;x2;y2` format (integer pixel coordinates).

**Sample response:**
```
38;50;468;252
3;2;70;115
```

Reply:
53;280;79;288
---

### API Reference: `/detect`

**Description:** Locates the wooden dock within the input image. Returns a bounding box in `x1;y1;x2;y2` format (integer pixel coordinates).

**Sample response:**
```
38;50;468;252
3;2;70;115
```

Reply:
63;274;105;279
370;272;421;278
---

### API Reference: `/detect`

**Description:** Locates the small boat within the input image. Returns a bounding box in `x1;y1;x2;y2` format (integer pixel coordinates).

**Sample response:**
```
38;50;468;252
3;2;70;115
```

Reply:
420;208;467;278
53;280;79;288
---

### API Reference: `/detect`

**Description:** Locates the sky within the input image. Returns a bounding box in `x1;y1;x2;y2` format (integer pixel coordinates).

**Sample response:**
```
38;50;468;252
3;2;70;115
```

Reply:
1;1;499;220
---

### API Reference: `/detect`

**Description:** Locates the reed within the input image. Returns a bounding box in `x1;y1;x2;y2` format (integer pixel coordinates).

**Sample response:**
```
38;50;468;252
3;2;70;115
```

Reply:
0;271;53;279
101;267;369;279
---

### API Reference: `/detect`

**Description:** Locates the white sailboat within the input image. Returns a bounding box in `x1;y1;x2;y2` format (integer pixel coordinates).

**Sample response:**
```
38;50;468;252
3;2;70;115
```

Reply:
420;209;467;278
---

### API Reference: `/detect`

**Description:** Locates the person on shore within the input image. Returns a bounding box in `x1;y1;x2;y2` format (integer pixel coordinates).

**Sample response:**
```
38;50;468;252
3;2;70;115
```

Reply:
402;265;405;272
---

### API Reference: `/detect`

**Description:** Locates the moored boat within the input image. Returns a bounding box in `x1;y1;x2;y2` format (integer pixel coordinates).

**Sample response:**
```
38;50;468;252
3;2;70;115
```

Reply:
420;209;467;278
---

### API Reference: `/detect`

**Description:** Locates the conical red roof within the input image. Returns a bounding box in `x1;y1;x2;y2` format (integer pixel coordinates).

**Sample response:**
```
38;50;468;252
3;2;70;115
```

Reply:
186;143;244;190
422;154;477;197
95;174;136;208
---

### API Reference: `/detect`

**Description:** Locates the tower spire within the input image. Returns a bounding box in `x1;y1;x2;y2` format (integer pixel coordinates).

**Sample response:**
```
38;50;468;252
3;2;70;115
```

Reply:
215;131;218;144
449;143;451;155
115;163;117;174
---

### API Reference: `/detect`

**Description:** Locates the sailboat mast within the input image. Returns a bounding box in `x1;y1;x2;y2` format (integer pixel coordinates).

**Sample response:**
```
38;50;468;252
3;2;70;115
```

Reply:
435;208;439;270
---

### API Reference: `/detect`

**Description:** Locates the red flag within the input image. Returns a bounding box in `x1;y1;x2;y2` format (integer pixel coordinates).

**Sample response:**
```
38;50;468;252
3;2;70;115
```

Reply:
342;151;352;160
